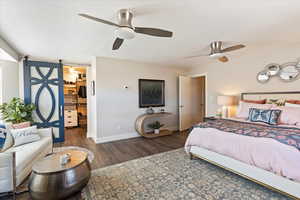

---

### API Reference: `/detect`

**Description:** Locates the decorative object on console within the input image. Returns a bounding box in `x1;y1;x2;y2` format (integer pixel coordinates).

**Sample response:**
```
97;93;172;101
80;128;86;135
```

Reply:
146;107;154;114
257;59;300;83
217;95;234;118
204;117;217;122
147;121;164;134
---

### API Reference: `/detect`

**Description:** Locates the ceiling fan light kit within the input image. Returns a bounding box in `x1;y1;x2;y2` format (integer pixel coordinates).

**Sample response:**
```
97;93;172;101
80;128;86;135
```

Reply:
115;27;135;39
209;53;224;59
187;41;245;63
79;9;173;50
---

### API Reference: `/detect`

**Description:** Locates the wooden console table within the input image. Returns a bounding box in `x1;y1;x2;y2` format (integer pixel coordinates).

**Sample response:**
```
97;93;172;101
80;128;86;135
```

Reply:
135;112;173;138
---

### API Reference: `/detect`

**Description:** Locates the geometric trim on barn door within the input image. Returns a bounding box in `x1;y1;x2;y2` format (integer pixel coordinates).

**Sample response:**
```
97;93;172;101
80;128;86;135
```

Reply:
24;59;65;142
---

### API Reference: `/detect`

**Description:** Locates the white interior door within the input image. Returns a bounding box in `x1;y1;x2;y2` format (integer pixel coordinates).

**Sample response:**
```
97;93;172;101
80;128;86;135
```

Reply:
179;76;192;131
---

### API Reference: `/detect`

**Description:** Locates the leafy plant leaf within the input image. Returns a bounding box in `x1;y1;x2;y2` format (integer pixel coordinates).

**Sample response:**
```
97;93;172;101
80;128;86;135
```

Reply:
0;98;36;124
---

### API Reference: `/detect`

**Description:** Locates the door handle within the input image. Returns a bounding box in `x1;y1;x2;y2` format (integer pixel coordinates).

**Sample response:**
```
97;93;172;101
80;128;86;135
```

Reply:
179;105;184;108
60;105;63;117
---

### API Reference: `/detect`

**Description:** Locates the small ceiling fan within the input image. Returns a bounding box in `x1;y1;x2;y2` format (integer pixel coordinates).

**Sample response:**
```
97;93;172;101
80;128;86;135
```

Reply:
79;9;173;50
187;41;245;62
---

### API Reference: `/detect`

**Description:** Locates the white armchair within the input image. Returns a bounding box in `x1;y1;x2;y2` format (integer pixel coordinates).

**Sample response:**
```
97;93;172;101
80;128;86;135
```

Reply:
0;128;53;194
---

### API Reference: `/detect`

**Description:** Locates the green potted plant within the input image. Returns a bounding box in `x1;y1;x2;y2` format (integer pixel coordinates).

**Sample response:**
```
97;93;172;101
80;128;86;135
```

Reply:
0;98;36;126
147;121;164;134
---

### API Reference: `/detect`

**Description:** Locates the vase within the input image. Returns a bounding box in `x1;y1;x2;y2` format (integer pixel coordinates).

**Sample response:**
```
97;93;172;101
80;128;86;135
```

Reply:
11;121;31;129
146;107;154;114
154;129;160;134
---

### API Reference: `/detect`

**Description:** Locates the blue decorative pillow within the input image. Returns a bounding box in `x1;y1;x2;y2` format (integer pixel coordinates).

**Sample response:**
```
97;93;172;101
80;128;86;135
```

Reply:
0;123;7;149
248;108;281;125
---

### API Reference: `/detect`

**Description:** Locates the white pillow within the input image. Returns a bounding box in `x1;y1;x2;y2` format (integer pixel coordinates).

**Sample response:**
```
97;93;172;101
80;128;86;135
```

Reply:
10;126;40;147
285;102;300;108
236;101;273;119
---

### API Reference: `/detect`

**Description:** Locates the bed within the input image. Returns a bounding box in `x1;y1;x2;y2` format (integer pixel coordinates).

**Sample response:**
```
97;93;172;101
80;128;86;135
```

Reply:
185;91;300;199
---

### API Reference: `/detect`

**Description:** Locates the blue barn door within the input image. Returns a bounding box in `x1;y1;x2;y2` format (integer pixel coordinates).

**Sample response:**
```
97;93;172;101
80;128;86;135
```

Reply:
24;59;64;142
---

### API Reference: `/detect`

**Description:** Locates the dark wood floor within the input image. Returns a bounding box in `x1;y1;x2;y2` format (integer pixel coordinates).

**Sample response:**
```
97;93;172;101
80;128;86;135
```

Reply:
8;128;188;200
60;128;188;170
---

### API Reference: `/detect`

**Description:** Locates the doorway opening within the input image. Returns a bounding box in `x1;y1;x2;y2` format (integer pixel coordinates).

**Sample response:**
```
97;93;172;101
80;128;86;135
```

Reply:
179;74;206;131
63;65;87;138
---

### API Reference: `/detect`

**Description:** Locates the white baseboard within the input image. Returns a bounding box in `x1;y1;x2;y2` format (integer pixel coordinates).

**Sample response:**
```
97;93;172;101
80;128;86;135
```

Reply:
93;132;140;144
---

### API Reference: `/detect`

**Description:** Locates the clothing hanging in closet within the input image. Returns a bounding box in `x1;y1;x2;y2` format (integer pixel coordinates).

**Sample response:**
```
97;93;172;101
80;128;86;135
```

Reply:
78;86;87;98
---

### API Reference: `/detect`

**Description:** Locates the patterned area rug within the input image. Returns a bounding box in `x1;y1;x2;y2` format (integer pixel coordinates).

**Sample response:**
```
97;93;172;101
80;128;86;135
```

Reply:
81;148;290;200
53;146;94;163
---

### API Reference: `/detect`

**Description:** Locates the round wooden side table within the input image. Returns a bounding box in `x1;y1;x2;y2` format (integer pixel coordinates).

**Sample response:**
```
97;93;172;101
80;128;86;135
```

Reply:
28;150;91;200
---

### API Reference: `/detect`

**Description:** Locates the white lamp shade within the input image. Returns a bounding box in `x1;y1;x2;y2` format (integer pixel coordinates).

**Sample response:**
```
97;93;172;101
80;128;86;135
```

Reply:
217;95;234;106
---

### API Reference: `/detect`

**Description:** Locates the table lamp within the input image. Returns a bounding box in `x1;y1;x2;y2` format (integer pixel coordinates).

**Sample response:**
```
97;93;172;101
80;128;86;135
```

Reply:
217;95;234;118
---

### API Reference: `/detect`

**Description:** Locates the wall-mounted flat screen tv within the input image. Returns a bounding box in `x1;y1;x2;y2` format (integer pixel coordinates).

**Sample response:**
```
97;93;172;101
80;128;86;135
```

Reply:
139;79;165;108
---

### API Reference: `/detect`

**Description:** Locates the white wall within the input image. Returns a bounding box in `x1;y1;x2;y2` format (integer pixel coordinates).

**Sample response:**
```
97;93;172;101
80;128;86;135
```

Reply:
87;57;97;139
0;36;19;62
0;60;19;103
186;43;300;116
93;57;186;143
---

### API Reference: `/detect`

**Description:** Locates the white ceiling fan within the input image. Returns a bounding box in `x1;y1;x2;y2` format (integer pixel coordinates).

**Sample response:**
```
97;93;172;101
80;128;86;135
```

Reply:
187;41;246;62
79;9;173;50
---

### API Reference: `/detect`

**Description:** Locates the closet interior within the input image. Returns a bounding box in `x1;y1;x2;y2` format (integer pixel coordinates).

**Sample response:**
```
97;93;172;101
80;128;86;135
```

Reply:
63;66;87;130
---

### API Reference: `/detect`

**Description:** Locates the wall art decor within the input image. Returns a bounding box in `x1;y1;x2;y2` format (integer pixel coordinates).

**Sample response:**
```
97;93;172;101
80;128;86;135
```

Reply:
257;60;300;83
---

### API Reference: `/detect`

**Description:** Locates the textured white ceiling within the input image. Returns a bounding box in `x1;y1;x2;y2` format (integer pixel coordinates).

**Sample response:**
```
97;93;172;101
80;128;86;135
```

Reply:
0;0;300;67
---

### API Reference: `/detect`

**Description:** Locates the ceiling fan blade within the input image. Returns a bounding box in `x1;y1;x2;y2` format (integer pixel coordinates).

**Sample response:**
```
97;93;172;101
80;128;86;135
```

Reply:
78;13;120;27
221;44;245;53
218;56;229;62
185;54;209;59
112;38;124;50
134;27;173;37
